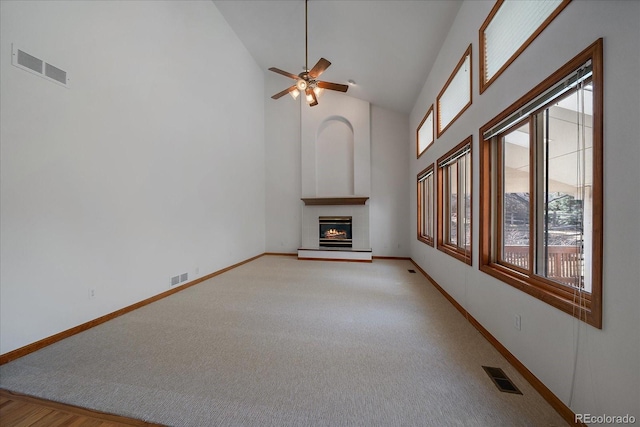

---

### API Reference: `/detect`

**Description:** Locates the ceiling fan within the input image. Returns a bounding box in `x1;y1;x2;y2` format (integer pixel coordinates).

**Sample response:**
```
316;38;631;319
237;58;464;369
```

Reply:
269;0;349;107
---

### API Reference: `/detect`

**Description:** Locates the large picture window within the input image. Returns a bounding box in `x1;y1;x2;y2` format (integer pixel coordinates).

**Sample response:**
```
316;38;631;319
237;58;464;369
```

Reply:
417;164;435;246
437;137;472;265
437;45;472;138
479;0;570;93
479;39;603;328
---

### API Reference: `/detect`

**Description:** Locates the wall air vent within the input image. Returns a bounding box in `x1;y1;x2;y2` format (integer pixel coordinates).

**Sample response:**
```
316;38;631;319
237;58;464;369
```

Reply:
17;49;43;73
12;44;69;87
45;63;67;85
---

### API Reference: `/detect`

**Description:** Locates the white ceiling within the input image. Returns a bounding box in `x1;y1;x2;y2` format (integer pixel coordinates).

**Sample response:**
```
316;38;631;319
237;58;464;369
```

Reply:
213;0;462;114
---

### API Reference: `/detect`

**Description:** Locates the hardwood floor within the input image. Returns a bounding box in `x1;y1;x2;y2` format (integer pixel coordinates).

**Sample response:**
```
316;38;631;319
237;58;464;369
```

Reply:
0;389;163;427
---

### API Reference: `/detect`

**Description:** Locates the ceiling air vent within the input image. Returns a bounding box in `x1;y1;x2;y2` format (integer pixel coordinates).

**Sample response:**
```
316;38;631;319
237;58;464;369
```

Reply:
12;44;69;87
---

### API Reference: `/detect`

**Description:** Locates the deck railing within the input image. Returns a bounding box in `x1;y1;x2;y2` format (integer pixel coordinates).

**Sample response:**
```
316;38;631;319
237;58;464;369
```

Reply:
503;245;582;288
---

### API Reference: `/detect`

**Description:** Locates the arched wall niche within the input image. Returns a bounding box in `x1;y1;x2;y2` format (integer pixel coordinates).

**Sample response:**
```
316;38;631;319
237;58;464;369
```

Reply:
300;90;371;197
315;116;354;196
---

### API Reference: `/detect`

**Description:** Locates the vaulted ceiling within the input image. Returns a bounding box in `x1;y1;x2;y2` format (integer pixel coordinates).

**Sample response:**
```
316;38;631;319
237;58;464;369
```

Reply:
213;0;462;114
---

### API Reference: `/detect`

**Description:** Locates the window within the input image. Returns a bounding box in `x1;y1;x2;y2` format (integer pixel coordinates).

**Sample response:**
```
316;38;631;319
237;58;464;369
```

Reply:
479;39;603;328
480;0;570;93
437;137;472;264
437;45;472;137
417;105;434;158
417;164;435;246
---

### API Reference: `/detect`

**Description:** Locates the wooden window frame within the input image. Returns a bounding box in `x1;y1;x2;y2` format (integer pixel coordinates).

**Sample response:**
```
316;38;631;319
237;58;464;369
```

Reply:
479;0;571;94
437;45;472;138
417;105;434;158
437;136;473;265
479;39;603;328
417;164;435;246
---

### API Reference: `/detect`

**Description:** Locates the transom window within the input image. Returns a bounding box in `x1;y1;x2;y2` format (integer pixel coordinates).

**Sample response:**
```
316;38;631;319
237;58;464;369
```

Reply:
480;0;570;93
479;39;603;328
437;45;472;137
417;164;435;246
417;106;434;158
437;137;472;265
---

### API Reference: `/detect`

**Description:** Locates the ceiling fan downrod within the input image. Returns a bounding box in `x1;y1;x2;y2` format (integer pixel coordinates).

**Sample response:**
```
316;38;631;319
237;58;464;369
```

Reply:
305;0;308;72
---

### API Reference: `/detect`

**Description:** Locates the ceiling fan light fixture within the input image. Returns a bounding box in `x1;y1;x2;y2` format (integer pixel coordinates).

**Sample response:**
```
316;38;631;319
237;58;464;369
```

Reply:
305;92;314;103
313;86;323;97
289;88;300;100
296;79;308;91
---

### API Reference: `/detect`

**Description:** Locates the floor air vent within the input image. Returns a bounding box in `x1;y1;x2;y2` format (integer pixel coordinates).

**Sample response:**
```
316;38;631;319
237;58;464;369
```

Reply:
408;269;416;273
482;366;522;394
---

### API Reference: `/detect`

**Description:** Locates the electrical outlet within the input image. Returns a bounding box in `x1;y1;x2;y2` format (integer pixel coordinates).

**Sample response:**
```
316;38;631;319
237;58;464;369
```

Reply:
89;289;96;299
514;314;521;331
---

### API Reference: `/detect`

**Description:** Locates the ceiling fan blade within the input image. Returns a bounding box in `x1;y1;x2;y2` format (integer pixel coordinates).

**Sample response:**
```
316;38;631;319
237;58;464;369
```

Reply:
308;58;331;79
269;67;299;80
271;86;297;100
317;81;349;92
306;88;318;106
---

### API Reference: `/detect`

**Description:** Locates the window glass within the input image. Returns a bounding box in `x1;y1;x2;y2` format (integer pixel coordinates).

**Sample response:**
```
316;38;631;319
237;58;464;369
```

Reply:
438;137;472;265
417;107;434;157
437;46;472;137
418;166;435;245
480;0;569;92
501;122;531;270
536;90;593;290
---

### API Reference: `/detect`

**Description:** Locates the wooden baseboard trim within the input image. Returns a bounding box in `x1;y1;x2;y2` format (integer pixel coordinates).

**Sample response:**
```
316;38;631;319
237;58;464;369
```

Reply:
409;259;585;427
0;253;265;365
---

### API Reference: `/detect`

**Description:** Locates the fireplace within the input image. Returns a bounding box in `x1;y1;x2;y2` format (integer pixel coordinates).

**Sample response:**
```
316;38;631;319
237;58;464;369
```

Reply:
319;216;352;248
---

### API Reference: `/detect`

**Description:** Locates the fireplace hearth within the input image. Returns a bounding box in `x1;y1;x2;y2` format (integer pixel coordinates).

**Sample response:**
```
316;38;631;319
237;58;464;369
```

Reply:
319;216;352;248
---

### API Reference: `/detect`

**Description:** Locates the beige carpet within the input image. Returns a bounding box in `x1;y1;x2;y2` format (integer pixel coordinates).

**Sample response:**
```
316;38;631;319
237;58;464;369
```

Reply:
0;256;567;426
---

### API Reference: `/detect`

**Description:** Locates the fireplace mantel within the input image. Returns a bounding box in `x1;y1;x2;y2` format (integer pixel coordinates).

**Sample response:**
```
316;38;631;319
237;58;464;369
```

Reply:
301;197;369;206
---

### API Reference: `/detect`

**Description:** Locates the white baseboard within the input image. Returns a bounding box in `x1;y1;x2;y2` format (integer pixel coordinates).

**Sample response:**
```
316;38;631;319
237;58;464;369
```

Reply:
297;248;372;262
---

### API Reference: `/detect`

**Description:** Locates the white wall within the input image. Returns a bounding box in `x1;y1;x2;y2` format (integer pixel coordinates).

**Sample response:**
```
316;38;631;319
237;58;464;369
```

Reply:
301;90;371;197
264;72;303;253
0;1;266;354
410;0;639;420
371;106;410;257
265;73;409;257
